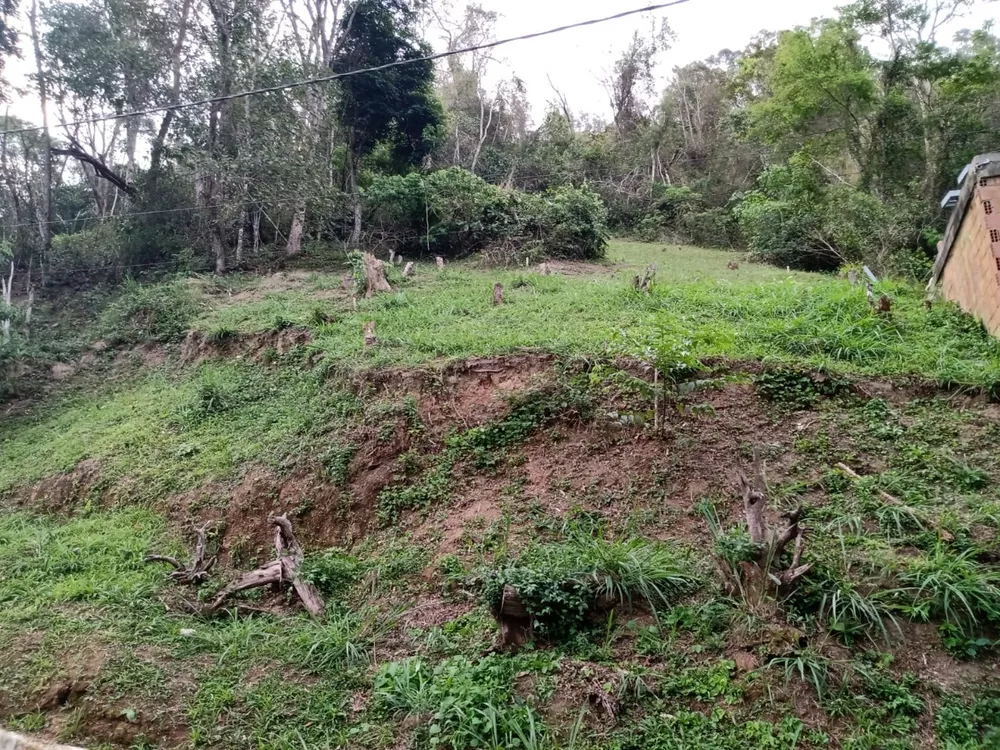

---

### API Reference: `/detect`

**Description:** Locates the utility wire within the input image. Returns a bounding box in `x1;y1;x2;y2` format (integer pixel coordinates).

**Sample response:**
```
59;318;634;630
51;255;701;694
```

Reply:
0;1;694;138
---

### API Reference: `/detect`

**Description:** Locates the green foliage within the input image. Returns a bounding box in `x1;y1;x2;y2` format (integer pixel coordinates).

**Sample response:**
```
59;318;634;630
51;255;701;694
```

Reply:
754;368;849;409
322;443;358;486
733;154;925;273
935;689;1000;749
367;167;607;261
0;510;166;614
374;655;547;750
609;708;805;749
333;0;443;169
896;546;1000;636
483;535;697;640
300;548;362;598
97;278;200;346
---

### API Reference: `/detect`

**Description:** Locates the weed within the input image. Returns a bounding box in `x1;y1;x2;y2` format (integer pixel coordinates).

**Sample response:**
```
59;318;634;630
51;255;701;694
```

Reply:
300;548;362;598
767;650;832;699
754;368;849;409
205;324;238;345
814;578;899;645
935;689;1000;748
483;535;697;640
662;660;741;702
322;443;357;486
615;708;805;749
895;545;1000;635
374;655;547;750
98;277;201;346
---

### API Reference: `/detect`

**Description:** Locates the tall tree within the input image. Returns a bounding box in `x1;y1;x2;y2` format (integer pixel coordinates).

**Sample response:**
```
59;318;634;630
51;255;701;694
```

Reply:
333;0;443;247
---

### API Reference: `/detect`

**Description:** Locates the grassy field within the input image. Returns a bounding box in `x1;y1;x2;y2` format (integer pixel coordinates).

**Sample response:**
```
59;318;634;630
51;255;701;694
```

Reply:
1;241;1000;749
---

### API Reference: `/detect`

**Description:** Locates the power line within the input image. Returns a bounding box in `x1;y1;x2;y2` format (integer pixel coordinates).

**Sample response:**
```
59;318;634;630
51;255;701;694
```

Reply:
0;1;694;138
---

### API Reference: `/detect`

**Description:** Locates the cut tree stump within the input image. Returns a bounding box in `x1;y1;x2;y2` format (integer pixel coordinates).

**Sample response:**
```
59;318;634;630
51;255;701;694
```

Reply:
497;585;534;650
632;264;656;294
436;256;445;270
711;446;812;611
493;283;504;306
363;321;377;348
362;252;392;298
402;262;414;278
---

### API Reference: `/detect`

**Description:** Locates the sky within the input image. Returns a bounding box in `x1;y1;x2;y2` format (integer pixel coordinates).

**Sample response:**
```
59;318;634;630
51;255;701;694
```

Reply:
3;0;997;128
444;0;997;123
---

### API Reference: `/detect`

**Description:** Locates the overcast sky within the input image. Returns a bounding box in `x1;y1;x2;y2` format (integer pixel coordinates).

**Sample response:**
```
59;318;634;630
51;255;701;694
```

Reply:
474;0;996;123
3;0;996;128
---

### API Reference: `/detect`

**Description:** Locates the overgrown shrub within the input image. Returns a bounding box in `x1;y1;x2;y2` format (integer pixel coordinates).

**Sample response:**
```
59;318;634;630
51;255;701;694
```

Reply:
483;535;697;640
366;167;607;261
734;153;928;273
97;278;201;346
50;223;127;283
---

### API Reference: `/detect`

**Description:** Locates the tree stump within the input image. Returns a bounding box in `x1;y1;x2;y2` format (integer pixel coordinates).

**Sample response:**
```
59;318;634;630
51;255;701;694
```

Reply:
493;283;504;306
363;321;377;348
362;253;392;298
403;262;414;278
497;585;534;651
632;264;657;294
710;446;812;613
436;256;445;270
149;515;325;618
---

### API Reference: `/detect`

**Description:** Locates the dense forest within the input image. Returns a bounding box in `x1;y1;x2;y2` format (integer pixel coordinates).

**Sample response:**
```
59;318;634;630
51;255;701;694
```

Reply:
0;0;998;287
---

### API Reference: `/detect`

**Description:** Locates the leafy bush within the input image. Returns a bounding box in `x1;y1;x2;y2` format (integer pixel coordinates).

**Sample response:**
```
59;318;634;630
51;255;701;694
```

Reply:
734;153;926;273
50;223;127;282
98;278;201;346
535;184;608;260
484;535;697;640
935;690;1000;748
366;167;607;261
300;548;362;597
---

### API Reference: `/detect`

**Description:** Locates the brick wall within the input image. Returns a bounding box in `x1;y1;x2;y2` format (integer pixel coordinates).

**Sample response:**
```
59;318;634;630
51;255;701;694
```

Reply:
940;175;1000;335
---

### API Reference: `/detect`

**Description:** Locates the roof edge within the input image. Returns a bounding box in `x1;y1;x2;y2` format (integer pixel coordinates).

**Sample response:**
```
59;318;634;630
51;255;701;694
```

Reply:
928;154;1000;291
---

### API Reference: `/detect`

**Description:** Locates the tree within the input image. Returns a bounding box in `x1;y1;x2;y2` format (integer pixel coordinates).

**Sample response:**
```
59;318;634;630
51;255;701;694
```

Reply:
601;21;672;137
333;0;443;247
0;0;19;100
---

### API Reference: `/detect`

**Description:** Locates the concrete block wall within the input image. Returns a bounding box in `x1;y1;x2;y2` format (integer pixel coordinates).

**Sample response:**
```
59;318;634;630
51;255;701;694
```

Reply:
940;174;1000;335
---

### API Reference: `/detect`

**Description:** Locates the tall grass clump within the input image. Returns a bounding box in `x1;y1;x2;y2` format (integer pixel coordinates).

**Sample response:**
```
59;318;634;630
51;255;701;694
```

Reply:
374;655;548;750
896;546;1000;633
483;535;698;640
98;277;201;346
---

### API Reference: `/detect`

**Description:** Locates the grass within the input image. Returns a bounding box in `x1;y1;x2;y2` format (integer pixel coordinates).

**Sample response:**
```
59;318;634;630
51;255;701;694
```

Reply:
184;241;1000;384
4;242;1000;748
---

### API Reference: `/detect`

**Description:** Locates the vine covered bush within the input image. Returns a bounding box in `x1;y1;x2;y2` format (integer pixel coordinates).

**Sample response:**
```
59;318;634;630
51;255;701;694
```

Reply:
366;167;607;261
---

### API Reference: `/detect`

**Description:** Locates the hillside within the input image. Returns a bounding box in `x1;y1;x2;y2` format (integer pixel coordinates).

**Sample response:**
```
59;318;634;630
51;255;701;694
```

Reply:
2;242;1000;750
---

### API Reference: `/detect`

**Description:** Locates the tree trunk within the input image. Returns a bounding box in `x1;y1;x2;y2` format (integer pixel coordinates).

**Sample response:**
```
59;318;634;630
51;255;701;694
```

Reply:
235;210;246;265
286;203;306;256
347;147;362;248
29;0;52;278
151;0;193;180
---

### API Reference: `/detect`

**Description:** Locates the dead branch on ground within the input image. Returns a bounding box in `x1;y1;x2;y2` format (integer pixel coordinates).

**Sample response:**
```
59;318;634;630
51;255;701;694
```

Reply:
150;515;324;618
146;524;216;584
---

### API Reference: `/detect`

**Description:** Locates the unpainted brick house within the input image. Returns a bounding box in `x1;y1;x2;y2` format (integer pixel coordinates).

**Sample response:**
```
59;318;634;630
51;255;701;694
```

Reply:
928;153;1000;334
